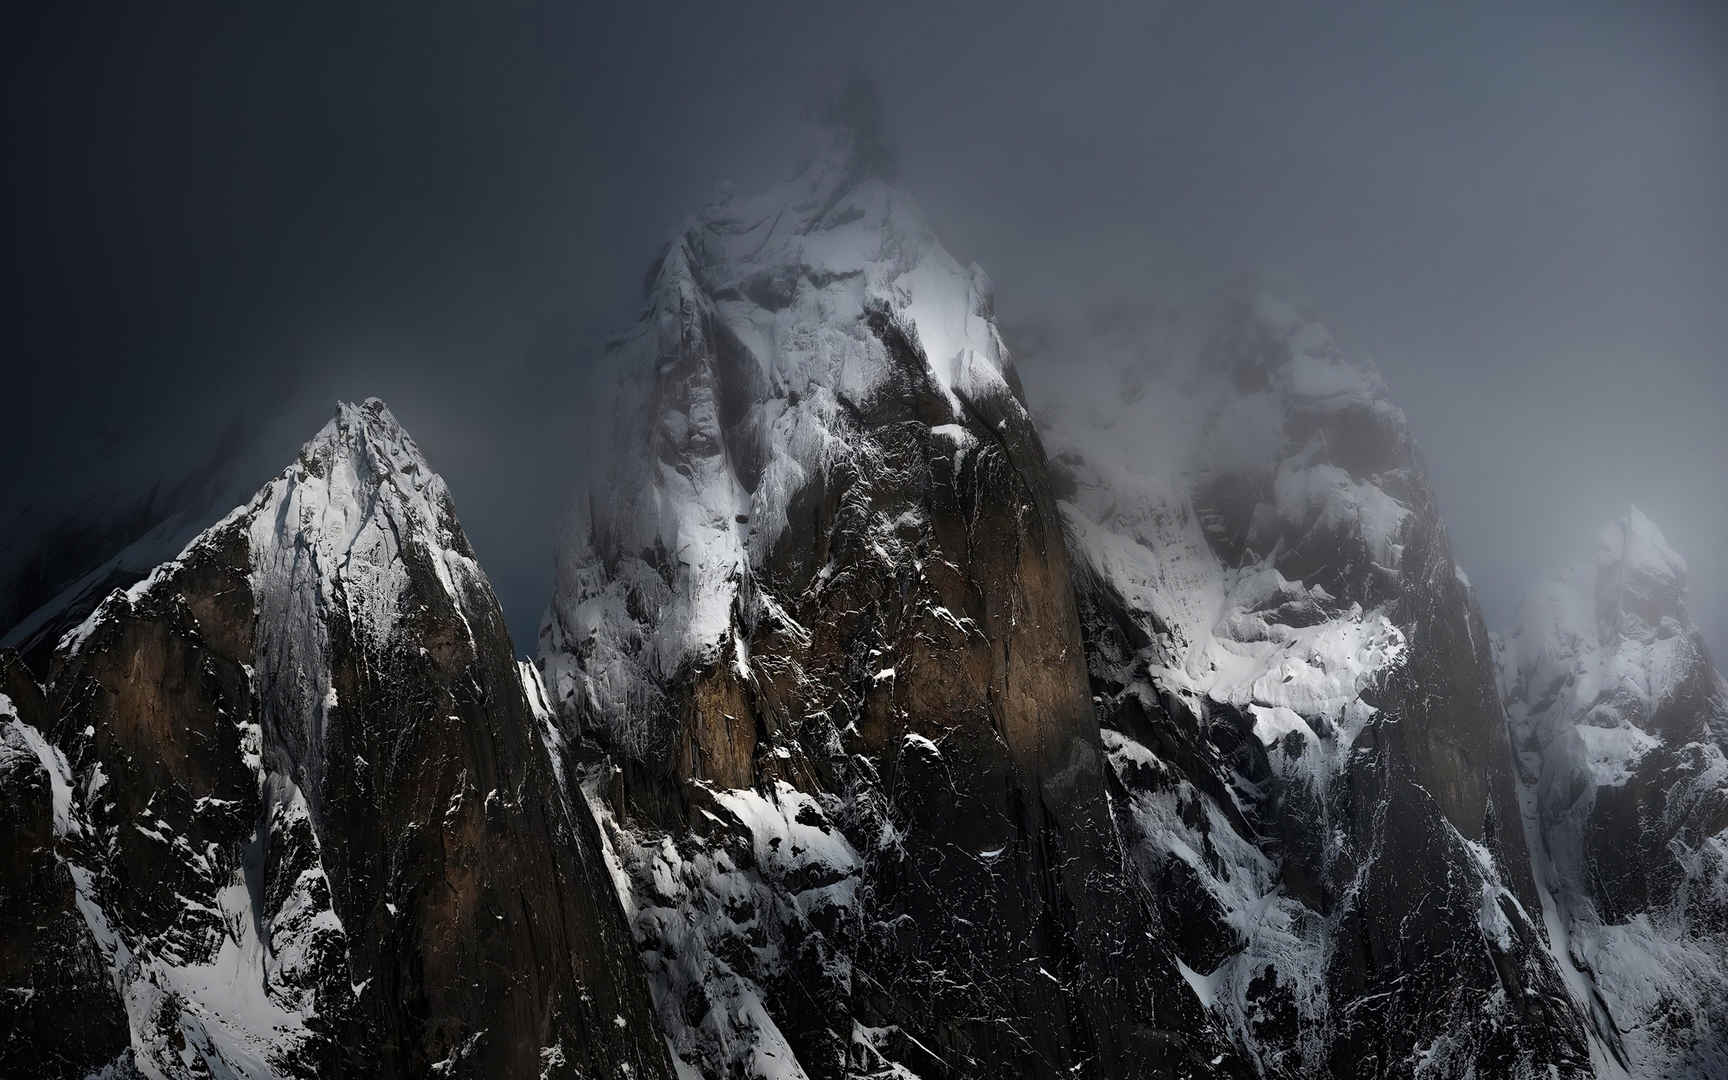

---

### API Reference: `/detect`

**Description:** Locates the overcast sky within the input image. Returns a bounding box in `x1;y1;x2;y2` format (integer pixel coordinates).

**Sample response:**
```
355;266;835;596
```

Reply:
6;0;1724;654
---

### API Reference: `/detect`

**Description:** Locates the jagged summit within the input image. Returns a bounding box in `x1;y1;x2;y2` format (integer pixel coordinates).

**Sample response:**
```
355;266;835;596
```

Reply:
544;106;1018;751
1594;505;1688;639
58;397;481;664
2;398;671;1079
1500;507;1708;742
1599;504;1685;576
275;396;455;547
300;396;429;469
1202;290;1392;411
540;111;1241;1077
248;397;482;640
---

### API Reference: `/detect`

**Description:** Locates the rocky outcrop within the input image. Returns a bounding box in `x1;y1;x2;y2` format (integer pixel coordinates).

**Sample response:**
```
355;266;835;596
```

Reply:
1035;292;1590;1076
541;102;1242;1078
1499;508;1728;1077
0;400;669;1079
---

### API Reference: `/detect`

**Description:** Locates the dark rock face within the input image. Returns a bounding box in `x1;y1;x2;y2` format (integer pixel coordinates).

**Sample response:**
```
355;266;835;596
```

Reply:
1042;292;1591;1076
542;124;1244;1078
0;660;135;1079
1317;469;1585;1076
0;401;669;1079
1500;508;1728;1076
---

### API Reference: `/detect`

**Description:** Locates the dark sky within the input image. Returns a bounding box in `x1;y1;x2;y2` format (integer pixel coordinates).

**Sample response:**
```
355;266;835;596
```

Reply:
6;0;1724;655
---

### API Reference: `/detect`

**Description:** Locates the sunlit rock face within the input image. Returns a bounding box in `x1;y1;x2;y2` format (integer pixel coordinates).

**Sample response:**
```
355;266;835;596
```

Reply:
1500;507;1728;1078
0;400;670;1080
540;102;1245;1078
1031;292;1591;1077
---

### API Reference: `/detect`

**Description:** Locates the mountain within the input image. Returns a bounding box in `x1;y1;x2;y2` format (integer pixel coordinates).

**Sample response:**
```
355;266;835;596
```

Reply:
0;400;670;1079
1025;292;1591;1076
539;95;1244;1078
7;96;1717;1080
1498;508;1728;1076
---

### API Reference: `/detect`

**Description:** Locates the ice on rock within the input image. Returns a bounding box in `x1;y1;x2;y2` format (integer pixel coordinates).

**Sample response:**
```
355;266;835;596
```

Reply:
586;774;862;1080
1267;454;1410;570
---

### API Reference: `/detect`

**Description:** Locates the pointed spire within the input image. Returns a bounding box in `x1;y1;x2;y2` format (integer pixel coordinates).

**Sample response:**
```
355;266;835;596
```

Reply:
1594;505;1688;639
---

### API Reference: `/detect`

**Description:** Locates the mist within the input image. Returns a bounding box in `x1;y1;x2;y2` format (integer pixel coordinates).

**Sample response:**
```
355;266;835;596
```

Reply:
6;0;1723;655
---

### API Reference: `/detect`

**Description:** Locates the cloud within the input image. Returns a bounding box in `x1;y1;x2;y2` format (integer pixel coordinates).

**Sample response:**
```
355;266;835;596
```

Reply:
6;0;1722;654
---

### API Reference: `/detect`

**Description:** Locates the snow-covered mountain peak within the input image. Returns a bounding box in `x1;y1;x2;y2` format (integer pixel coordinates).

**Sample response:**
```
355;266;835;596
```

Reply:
267;395;474;595
1597;505;1683;575
6;398;674;1078
1225;292;1388;404
694;79;896;247
1501;507;1720;757
301;396;429;475
540;104;1259;1079
544;106;1022;740
669;126;1001;409
1024;288;1594;1075
1502;508;1697;708
1593;505;1688;641
61;397;482;663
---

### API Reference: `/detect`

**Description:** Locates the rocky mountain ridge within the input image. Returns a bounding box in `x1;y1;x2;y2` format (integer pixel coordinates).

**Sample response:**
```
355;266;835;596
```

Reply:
1027;291;1588;1077
1;400;670;1079
539;108;1242;1078
5;110;1723;1079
